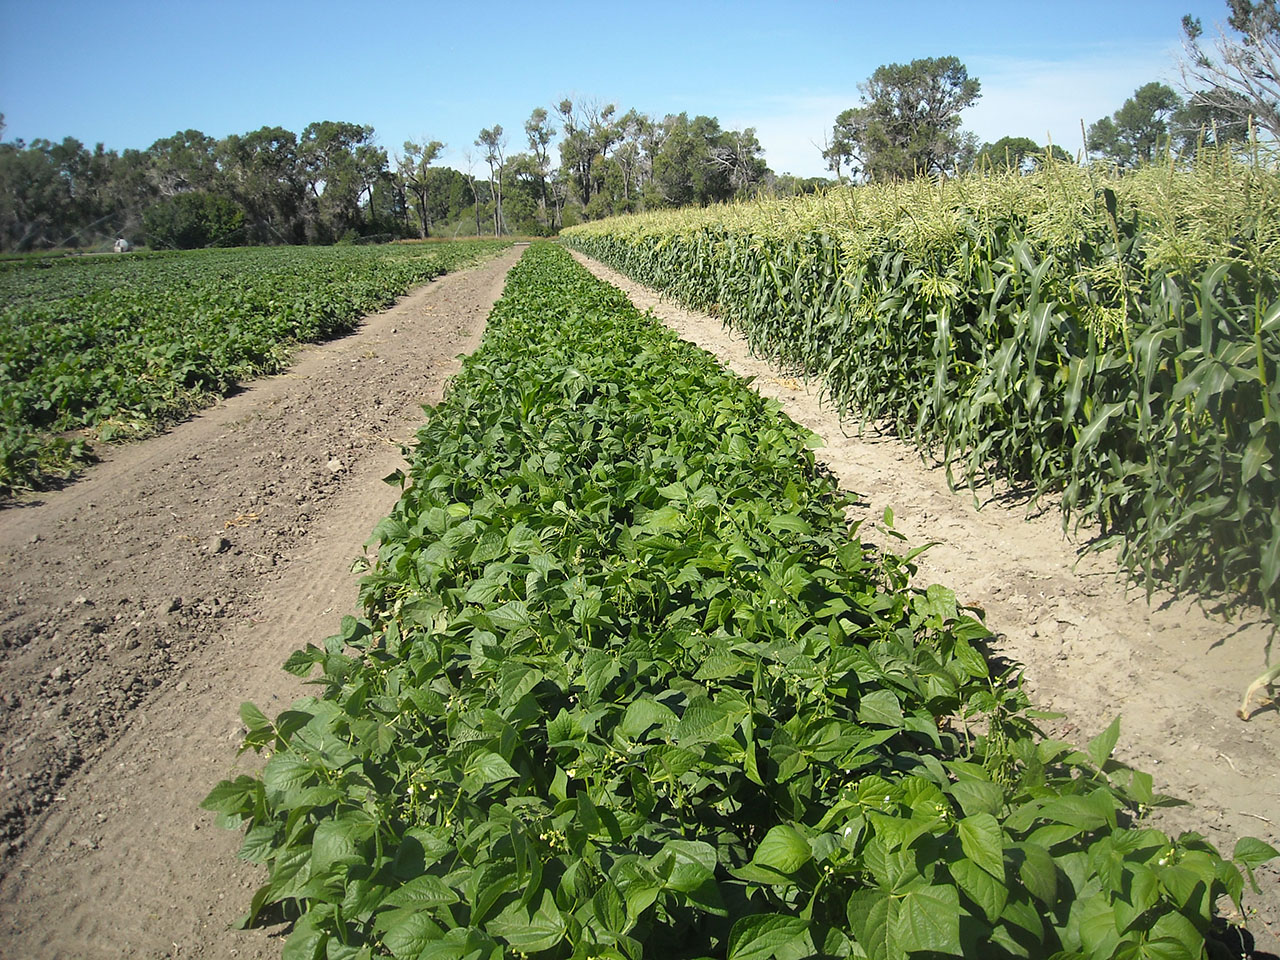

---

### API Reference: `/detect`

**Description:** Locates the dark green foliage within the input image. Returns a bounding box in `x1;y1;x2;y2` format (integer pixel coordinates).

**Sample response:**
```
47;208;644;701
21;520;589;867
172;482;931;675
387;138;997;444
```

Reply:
206;244;1273;959
0;134;149;251
0;240;509;494
0;96;777;252
972;138;1071;173
143;191;247;249
555;101;770;222
1087;83;1183;167
824;57;981;181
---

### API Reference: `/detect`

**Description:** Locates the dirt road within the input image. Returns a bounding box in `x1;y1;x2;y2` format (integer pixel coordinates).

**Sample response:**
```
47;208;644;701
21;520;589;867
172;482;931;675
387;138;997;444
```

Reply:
572;251;1280;955
0;246;523;959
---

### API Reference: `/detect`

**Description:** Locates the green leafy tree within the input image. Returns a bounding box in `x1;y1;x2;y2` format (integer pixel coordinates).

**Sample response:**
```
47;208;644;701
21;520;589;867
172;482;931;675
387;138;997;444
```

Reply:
1181;0;1280;136
218;127;305;244
686;115;734;203
421;166;471;230
98;146;155;244
972;136;1072;172
497;153;546;234
601;109;651;215
1087;82;1183;166
298;121;385;242
398;138;445;237
646;113;768;209
768;173;831;196
365;176;406;236
143;191;244;249
650;114;698;207
556;99;619;208
708;126;768;195
821;116;857;180
0;136;80;249
460;156;487;237
1172;87;1258;150
475;125;507;235
524;108;556;230
147;129;219;197
973;135;1040;171
0;134;139;250
826;56;981;181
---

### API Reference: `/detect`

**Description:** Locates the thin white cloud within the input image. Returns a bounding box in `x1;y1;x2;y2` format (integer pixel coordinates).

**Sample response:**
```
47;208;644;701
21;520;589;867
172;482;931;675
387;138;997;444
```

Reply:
727;94;851;179
737;42;1183;178
965;43;1181;157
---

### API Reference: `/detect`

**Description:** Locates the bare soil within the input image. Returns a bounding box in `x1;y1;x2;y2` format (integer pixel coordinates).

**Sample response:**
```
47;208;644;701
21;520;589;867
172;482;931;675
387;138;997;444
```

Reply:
572;251;1280;955
0;246;523;959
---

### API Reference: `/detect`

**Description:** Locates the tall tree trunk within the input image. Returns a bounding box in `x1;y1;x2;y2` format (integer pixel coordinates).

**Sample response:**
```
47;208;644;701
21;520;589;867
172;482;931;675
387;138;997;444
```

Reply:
488;166;498;236
495;176;504;235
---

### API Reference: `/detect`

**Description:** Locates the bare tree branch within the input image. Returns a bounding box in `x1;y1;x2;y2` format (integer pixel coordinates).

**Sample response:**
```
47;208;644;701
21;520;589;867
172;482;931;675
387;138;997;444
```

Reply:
1180;3;1280;136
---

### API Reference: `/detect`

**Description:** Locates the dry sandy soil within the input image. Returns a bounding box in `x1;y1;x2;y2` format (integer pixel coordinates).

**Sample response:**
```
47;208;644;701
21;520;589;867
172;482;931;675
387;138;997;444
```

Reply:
572;252;1280;955
0;243;1274;958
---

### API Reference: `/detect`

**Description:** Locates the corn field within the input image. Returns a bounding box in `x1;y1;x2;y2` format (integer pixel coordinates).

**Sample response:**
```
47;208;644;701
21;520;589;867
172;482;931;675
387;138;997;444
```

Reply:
562;149;1280;630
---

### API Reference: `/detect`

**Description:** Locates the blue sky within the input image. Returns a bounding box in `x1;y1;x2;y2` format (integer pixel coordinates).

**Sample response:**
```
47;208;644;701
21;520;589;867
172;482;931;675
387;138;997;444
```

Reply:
0;0;1231;179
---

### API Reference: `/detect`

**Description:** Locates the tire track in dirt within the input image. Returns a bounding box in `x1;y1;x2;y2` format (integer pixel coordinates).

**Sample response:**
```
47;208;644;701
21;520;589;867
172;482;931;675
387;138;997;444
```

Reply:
0;246;524;959
572;250;1280;954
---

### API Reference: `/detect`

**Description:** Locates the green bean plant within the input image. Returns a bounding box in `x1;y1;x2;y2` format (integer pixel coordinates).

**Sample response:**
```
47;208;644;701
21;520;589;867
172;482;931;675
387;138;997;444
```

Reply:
206;244;1275;959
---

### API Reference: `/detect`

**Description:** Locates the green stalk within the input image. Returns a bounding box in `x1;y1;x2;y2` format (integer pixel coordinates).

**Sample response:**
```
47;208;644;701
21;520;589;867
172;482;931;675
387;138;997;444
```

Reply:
1256;290;1273;422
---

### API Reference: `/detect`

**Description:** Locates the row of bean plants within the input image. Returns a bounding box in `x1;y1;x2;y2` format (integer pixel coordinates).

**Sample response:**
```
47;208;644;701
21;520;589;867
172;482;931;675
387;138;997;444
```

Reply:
0;239;510;495
205;243;1274;959
561;152;1280;626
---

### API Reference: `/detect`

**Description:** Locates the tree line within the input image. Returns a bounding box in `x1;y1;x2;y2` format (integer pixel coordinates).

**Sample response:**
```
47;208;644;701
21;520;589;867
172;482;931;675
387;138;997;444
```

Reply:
0;101;792;252
7;2;1270;251
819;1;1277;182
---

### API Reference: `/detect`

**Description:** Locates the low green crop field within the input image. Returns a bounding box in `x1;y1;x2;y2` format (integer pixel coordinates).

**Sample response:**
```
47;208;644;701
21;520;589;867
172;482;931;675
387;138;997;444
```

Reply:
0;239;510;495
206;243;1274;960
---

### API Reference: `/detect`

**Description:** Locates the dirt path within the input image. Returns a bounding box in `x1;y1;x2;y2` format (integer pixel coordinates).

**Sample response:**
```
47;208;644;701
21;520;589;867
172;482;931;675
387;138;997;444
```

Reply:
0;246;523;959
572;251;1280;953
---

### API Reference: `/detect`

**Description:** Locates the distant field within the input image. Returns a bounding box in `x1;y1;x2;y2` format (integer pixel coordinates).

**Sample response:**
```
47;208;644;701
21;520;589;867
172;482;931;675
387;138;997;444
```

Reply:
0;239;510;495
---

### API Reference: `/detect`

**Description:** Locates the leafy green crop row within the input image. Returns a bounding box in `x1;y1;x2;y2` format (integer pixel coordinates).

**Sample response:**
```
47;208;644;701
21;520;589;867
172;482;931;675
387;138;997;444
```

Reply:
205;243;1274;960
561;155;1280;627
0;239;510;495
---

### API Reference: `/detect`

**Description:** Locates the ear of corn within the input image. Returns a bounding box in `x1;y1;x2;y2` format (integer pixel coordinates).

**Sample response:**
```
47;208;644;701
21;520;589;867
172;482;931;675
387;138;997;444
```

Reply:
563;148;1280;630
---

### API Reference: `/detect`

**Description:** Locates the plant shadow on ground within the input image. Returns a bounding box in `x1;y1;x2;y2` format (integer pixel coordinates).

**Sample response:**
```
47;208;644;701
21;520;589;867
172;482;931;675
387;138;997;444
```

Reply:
1209;918;1278;960
0;458;95;509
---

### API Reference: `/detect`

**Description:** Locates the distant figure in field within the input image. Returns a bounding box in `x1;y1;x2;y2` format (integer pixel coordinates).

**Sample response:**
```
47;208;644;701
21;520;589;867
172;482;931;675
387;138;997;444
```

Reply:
113;237;131;253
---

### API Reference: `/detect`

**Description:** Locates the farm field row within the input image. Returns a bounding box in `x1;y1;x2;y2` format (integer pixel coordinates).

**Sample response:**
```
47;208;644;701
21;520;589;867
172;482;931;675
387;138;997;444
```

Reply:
0;239;511;495
207;243;1274;959
561;155;1280;639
